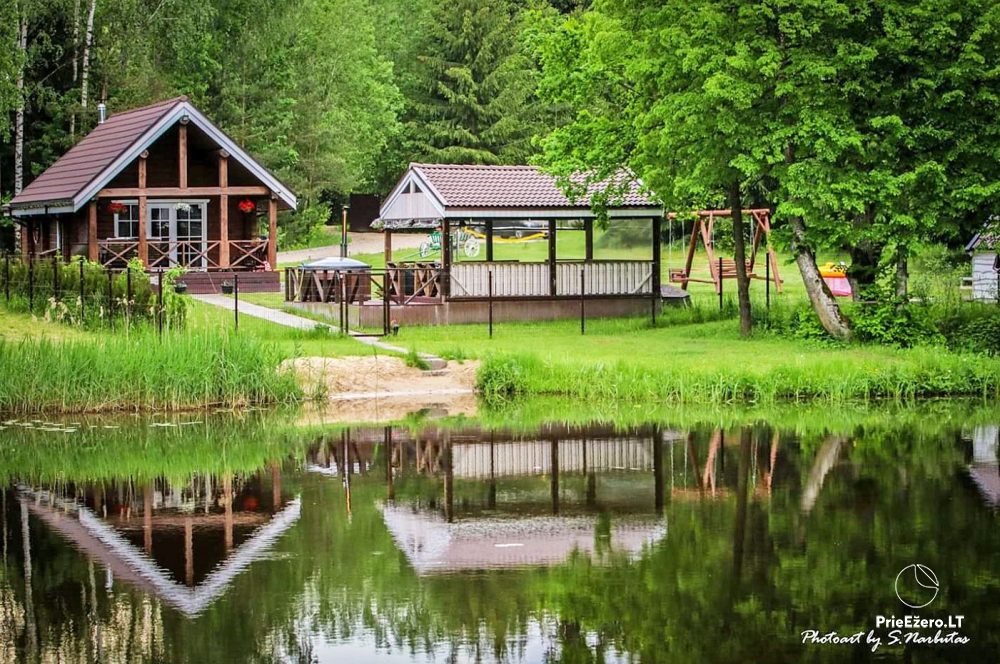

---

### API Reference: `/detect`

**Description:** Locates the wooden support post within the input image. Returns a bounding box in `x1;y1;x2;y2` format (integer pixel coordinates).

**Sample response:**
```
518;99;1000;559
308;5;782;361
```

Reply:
548;218;557;296
87;201;98;262
178;121;188;188
384;229;392;263
485;219;494;262
584;218;594;261
441;217;451;298
267;197;278;269
184;517;193;586
137;151;148;267
218;152;230;268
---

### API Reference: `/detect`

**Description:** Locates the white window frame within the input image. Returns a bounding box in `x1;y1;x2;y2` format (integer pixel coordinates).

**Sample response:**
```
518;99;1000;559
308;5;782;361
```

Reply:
112;200;141;239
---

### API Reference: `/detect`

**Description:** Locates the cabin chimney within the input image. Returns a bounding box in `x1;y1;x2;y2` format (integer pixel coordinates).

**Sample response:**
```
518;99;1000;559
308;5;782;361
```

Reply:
97;103;107;125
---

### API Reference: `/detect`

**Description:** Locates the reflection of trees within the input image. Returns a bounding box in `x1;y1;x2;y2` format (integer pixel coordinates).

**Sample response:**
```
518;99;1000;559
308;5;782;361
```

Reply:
0;419;998;662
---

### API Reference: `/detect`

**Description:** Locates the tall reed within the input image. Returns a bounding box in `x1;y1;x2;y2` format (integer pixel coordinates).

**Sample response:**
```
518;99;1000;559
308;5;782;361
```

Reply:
0;329;301;414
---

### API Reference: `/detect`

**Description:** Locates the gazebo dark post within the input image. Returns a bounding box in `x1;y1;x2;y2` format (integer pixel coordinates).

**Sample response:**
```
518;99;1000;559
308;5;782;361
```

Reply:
441;217;452;298
485;219;494;262
584;218;594;262
652;216;662;323
548;219;557;296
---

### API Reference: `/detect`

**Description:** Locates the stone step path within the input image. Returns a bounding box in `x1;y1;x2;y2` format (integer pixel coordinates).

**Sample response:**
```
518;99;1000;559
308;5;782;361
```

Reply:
192;294;446;368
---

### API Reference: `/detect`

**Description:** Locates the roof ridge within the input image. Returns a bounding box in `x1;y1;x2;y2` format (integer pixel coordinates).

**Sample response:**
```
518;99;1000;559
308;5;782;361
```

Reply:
413;162;538;171
107;96;188;119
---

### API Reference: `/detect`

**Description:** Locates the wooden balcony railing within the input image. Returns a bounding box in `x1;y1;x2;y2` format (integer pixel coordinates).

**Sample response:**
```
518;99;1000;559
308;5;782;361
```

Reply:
97;239;271;271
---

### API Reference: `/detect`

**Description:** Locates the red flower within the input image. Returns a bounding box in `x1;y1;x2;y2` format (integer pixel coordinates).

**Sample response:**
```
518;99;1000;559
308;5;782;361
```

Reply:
238;199;256;214
108;202;127;214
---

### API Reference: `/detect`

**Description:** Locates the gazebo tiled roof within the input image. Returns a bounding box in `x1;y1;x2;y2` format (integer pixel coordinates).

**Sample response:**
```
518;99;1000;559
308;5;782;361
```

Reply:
411;163;657;209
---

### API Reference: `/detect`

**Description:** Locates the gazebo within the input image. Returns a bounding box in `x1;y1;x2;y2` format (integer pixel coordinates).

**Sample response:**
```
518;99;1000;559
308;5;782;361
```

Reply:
287;163;665;325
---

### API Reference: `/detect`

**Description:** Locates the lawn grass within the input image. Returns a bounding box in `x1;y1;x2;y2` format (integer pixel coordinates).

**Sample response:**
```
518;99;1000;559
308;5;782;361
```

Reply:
389;311;1000;403
0;307;90;341
185;298;381;358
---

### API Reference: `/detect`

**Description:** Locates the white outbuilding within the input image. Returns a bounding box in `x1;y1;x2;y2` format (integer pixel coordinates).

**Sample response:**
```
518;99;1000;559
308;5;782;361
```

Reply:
966;226;998;302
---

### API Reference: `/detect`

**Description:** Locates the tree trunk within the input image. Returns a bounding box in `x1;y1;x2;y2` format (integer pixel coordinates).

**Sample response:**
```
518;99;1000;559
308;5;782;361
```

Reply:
79;0;96;125
70;0;80;138
14;10;27;254
727;180;753;337
895;246;908;299
790;216;853;340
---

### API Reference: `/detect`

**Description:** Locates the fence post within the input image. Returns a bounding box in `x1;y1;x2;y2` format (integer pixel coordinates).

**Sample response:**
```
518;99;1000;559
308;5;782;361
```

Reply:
382;272;389;336
341;272;349;335
157;269;164;337
107;269;114;329
718;257;724;311
79;258;85;319
488;270;494;339
234;272;239;331
52;254;59;301
580;268;585;335
28;256;34;311
126;266;133;321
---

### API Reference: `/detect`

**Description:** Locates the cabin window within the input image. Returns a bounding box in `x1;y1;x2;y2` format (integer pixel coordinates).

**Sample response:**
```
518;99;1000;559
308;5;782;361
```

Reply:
114;203;140;238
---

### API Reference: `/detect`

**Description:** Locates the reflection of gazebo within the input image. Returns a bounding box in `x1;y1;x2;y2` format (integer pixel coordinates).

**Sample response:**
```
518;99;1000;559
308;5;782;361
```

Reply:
381;505;665;575
20;486;300;617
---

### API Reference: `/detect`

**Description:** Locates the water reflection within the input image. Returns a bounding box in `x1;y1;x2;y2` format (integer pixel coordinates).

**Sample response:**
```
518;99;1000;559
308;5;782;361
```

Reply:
0;413;996;662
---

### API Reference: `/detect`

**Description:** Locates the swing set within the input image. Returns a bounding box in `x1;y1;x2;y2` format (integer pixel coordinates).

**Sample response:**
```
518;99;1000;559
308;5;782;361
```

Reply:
667;209;783;294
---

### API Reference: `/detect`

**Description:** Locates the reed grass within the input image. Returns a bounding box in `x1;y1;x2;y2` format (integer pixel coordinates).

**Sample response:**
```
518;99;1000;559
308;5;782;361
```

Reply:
0;328;301;414
475;348;1000;403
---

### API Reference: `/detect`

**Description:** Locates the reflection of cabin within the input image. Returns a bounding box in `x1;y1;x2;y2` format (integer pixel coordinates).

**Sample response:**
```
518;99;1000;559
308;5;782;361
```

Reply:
966;425;999;507
19;468;299;616
288;163;666;325
7;97;296;293
966;228;998;302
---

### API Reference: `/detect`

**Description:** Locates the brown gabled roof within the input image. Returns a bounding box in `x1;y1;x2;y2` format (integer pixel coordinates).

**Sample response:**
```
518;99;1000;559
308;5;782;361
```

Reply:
411;163;658;209
11;97;187;207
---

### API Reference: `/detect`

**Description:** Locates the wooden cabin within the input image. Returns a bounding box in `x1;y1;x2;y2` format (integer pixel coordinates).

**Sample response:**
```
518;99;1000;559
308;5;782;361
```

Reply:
287;163;666;325
7;96;295;293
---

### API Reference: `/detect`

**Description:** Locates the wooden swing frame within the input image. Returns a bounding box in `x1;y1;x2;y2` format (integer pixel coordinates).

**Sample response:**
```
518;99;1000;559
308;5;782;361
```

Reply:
668;209;782;294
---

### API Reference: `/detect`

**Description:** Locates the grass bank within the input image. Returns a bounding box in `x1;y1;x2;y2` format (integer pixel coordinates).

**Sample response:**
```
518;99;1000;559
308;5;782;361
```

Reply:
390;314;1000;403
0;328;302;414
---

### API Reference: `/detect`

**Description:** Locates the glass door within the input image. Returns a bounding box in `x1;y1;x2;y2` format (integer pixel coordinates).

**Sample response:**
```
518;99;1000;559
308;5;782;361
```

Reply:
148;204;173;267
176;204;206;268
145;202;207;268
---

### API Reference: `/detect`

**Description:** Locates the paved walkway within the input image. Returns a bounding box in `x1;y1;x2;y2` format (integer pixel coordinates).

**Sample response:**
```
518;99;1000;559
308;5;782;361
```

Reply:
192;294;445;366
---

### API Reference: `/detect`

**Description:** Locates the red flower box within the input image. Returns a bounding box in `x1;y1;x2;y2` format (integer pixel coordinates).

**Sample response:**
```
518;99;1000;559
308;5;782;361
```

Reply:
238;199;256;214
108;202;127;214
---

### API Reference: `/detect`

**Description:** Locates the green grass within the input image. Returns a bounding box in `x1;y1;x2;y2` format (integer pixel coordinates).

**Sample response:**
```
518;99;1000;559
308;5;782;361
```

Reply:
388;312;1000;403
186;297;379;358
0;327;302;414
0;292;385;414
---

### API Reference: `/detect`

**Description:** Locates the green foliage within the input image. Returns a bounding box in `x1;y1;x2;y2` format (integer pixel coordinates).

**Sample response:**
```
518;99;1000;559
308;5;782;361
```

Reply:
279;203;332;250
849;298;944;348
403;347;430;370
0;257;183;330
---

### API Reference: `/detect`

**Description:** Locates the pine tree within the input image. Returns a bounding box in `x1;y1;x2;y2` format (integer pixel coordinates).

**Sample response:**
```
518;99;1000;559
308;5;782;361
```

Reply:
406;0;549;165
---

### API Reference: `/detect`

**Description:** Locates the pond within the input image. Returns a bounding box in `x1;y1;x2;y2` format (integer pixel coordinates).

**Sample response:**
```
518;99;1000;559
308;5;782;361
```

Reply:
0;404;997;662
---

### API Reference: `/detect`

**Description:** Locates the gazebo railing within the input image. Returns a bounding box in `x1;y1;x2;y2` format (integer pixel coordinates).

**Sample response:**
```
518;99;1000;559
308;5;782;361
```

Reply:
450;260;654;299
